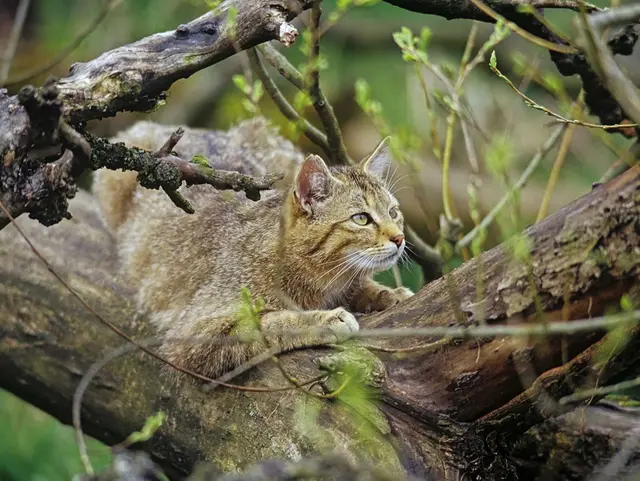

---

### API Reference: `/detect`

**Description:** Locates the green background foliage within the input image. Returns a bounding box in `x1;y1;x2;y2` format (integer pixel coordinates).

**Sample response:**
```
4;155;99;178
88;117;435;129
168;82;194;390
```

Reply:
1;0;635;478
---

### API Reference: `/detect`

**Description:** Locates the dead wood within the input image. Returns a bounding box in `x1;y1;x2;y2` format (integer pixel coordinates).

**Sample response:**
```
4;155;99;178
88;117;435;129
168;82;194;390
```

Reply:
0;0;639;479
0;129;637;479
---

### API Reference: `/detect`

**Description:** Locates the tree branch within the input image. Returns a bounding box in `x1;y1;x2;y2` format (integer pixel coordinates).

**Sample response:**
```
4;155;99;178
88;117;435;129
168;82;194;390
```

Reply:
0;0;314;229
247;48;331;158
0;124;637;481
1;0;638;232
55;0;314;124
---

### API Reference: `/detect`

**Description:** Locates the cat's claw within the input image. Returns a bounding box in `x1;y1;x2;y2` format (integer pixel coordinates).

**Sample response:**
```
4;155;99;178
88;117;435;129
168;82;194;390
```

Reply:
326;307;359;340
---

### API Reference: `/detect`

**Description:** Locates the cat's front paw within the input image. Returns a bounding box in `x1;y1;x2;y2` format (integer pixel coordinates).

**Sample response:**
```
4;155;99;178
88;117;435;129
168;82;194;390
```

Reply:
320;307;359;341
373;286;414;311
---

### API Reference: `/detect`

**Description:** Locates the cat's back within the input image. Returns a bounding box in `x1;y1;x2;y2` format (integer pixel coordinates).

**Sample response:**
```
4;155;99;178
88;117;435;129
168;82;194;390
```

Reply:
117;177;283;317
93;118;301;313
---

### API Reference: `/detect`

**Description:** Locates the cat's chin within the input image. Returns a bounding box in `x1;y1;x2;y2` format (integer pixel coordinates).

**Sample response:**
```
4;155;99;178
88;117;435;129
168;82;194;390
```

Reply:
376;253;402;271
358;252;402;272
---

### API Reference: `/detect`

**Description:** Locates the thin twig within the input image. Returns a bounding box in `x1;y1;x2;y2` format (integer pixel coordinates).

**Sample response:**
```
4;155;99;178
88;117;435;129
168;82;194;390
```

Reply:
2;0;122;88
0;198;303;393
598;142;640;183
441;109;458;221
415;64;441;159
356;310;639;340
457;124;566;250
260;40;350;165
405;226;443;277
259;44;305;90
536;95;584;222
505;0;601;11
526;6;576;47
469;0;576;53
247;48;331;158
306;2;351;165
491;60;639;130
560;374;640;405
0;0;32;84
59;121;92;177
536;123;576;222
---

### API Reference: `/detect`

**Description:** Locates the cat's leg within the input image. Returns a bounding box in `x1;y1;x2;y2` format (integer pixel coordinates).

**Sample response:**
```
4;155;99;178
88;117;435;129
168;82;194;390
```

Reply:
157;308;359;380
348;278;414;313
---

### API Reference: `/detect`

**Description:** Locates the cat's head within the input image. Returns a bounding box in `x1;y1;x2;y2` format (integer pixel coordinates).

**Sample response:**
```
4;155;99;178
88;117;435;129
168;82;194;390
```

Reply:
287;138;406;274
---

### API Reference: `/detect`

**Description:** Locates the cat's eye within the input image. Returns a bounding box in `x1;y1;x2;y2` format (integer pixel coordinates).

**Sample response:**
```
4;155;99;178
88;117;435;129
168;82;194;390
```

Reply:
351;213;371;226
389;207;399;218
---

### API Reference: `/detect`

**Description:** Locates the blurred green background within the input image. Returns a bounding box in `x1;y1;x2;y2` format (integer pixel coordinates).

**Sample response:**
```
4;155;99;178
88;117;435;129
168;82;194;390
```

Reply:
0;0;636;479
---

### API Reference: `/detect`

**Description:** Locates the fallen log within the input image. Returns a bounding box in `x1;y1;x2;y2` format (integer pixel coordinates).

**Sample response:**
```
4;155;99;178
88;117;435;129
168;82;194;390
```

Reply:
0;122;637;480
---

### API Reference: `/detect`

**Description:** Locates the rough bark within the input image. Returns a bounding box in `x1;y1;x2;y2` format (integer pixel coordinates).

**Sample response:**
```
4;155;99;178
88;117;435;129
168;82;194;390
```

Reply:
0;0;314;228
0;132;638;481
0;0;639;479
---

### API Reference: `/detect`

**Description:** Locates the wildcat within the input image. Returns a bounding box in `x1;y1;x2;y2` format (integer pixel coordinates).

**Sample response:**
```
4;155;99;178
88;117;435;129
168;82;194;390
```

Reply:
93;119;413;379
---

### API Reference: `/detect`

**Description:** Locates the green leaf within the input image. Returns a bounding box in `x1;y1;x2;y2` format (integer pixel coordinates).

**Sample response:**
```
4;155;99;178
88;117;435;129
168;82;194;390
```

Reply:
485;133;514;176
241;98;258;114
190;154;210;167
232;74;248;94
620;294;634;312
205;0;224;9
252;80;264;102
354;78;372;107
125;411;166;446
418;27;432;51
516;4;536;13
510;51;527;76
541;72;563;96
489;50;497;69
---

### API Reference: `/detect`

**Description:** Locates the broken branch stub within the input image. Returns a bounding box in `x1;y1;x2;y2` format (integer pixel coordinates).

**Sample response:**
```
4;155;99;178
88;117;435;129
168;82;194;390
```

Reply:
56;0;314;124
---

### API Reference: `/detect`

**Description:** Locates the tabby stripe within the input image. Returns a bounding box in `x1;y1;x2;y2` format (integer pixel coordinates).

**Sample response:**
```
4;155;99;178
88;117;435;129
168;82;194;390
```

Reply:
306;221;341;256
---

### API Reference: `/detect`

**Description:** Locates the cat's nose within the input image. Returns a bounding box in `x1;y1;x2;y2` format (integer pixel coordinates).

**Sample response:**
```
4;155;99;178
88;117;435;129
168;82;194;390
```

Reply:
390;234;404;248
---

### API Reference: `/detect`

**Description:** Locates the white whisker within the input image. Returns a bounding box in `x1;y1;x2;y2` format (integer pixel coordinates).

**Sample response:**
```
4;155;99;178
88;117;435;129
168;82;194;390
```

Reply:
315;253;363;286
321;251;368;293
392;186;412;196
388;173;410;193
385;163;399;189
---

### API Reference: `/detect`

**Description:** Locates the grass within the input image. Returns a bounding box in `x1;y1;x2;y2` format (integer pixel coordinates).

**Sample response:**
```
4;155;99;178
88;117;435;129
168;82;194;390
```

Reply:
0;390;111;481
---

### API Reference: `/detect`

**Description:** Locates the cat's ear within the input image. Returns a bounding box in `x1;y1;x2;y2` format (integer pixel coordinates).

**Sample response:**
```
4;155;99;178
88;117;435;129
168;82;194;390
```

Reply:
359;136;391;179
294;154;338;213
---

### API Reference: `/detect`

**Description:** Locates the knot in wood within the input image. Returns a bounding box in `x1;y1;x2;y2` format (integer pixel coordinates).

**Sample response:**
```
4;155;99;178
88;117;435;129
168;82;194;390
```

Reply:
201;22;217;35
175;24;189;37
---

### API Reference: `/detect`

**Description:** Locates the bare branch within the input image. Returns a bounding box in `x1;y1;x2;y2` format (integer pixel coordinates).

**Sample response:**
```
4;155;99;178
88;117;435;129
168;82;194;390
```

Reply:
306;2;351;165
579;4;640;127
87;131;285;208
457;124;566;250
54;0;314;124
383;0;600;20
247;48;331;157
259;39;351;165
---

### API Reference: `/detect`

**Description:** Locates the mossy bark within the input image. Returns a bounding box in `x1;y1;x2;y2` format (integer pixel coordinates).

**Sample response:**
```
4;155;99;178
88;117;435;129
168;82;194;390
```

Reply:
0;162;638;480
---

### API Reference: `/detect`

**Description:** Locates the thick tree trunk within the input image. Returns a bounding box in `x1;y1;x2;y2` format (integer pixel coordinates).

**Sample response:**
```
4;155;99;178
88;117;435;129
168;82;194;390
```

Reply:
0;135;637;480
0;0;639;479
